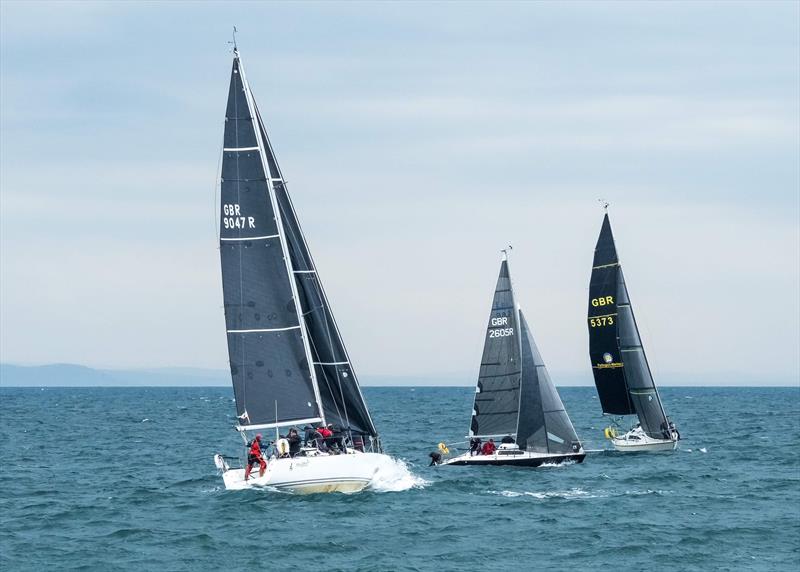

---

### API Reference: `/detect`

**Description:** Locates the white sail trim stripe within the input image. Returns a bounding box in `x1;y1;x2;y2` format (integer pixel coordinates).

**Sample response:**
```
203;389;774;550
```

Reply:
593;262;620;269
236;417;323;431
223;146;260;151
313;361;349;366
588;312;618;319
227;326;301;333
220;234;279;242
293;270;317;274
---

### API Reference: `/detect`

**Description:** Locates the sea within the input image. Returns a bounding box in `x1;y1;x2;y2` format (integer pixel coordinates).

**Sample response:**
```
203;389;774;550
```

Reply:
1;385;798;571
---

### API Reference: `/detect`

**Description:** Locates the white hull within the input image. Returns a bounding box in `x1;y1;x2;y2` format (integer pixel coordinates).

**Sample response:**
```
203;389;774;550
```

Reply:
610;426;678;452
216;450;387;493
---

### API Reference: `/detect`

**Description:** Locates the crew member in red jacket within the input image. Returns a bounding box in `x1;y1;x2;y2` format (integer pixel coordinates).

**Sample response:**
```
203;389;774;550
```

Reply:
244;434;267;481
481;438;497;456
317;425;333;451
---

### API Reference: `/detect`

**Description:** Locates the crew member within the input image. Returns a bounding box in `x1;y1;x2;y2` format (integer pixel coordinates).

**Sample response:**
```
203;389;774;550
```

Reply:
287;427;302;457
481;438;496;456
469;437;482;456
318;424;334;452
244;433;267;481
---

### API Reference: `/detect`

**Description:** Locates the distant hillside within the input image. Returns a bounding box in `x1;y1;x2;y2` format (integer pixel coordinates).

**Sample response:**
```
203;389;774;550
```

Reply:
0;364;229;387
1;363;794;387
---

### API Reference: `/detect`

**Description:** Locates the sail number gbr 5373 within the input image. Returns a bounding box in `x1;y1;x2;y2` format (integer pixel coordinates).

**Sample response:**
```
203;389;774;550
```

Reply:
589;295;615;328
488;316;514;338
222;203;255;230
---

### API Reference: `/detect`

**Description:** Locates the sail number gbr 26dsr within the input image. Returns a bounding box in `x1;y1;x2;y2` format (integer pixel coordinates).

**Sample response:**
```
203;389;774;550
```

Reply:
589;296;615;328
222;203;256;230
489;316;514;338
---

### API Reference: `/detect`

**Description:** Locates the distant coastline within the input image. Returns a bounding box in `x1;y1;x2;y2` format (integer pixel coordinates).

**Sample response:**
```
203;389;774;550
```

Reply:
0;363;797;388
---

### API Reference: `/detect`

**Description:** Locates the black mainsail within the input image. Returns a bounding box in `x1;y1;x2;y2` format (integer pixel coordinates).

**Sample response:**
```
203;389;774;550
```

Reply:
470;258;520;438
470;255;581;453
588;212;670;439
218;50;380;448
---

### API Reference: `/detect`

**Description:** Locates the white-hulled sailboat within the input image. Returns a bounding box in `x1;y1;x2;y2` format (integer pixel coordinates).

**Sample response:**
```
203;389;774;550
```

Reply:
211;45;391;492
436;250;585;467
587;206;680;452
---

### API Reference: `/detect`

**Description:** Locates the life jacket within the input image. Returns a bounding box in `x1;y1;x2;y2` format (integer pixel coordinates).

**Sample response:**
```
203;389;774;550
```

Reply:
249;439;261;457
319;427;332;438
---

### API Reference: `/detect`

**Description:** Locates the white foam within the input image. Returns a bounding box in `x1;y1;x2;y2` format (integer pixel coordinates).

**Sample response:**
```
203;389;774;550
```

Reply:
487;487;667;500
699;447;707;453
488;487;595;500
368;456;428;493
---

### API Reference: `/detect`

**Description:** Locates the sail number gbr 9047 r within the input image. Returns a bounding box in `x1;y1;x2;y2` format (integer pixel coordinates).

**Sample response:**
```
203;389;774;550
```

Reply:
222;203;255;230
488;316;514;338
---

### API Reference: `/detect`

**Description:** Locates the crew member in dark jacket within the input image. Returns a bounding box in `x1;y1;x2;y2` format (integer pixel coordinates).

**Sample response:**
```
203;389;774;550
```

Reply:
287;427;302;457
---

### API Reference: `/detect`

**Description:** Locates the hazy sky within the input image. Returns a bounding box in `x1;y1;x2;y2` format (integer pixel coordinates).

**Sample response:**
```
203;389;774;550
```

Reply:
1;1;798;385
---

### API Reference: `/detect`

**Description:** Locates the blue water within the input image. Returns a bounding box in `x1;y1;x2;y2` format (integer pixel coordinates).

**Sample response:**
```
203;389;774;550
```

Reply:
1;386;798;571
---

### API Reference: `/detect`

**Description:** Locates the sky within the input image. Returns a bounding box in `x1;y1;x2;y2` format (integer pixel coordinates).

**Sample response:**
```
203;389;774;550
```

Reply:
1;1;798;385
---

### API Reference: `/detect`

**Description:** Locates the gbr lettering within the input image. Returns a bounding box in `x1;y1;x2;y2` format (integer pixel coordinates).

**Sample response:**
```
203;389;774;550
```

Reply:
222;203;255;230
591;296;614;307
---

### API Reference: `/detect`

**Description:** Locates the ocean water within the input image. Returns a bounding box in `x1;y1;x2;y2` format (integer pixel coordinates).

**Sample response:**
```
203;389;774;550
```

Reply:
1;385;798;571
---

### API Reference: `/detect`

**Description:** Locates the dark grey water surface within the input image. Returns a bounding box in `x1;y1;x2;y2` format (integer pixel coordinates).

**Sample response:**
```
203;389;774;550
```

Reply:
1;386;798;571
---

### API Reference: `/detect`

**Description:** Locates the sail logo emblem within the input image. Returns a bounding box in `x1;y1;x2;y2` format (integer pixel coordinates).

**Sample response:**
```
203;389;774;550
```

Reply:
603;353;613;363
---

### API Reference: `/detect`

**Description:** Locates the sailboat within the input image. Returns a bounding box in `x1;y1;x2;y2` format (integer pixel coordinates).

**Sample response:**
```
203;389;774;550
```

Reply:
211;45;391;492
587;207;680;452
437;250;585;467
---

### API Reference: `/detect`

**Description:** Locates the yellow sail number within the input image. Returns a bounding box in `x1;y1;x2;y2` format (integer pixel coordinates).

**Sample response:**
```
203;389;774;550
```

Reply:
589;315;615;327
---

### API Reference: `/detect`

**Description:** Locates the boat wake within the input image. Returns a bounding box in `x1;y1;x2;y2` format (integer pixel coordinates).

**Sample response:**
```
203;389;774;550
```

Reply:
368;457;428;492
487;487;669;500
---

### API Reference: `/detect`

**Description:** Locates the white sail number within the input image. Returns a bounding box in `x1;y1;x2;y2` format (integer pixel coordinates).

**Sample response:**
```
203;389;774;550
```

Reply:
222;203;255;229
488;316;514;338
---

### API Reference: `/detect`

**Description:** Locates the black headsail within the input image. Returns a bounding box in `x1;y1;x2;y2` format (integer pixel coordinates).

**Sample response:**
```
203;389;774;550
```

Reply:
516;311;581;453
250;99;380;449
470;256;521;438
218;52;323;430
587;213;670;438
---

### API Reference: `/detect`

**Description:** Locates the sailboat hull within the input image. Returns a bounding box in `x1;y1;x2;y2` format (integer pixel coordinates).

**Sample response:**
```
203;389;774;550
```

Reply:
441;450;585;467
611;438;677;452
609;426;678;452
216;451;387;493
